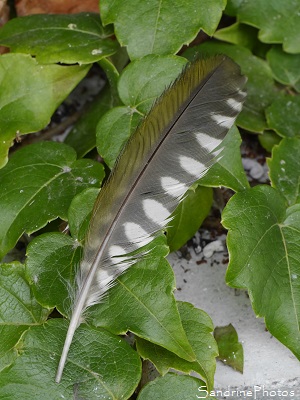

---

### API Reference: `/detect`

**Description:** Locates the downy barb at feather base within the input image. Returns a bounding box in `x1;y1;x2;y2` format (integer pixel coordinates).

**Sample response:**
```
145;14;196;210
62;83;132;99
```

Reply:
55;55;247;383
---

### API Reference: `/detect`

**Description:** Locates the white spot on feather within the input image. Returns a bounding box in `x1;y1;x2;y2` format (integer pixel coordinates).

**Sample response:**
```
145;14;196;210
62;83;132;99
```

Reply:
161;176;187;198
143;199;169;226
194;132;222;153
211;114;235;129
124;222;152;246
97;269;112;288
109;245;126;258
239;89;247;98
226;98;242;112
179;155;205;177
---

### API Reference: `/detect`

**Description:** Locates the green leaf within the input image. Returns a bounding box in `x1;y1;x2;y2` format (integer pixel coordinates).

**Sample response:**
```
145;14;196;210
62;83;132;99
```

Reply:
0;262;49;371
167;185;213;252
64;87;113;157
177;302;217;390
268;138;300;206
199;125;249;191
266;95;300;138
0;13;118;64
214;22;259;50
89;247;196;363
117;54;188;114
0;53;90;168
97;55;187;168
0;319;141;400
231;0;300;53
136;302;218;391
98;58;122;105
0;141;104;258
97;106;141;168
100;0;226;60
137;373;213;400
68;187;100;241
267;46;300;92
214;324;244;372
25;233;81;316
223;185;300;360
258;130;281;152
184;42;276;133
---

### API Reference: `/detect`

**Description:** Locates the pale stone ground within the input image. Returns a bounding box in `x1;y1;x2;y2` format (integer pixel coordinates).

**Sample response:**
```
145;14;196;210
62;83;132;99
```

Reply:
169;234;300;400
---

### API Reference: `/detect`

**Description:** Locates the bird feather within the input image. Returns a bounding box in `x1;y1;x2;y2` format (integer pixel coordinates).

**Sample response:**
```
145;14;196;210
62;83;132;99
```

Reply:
55;55;247;383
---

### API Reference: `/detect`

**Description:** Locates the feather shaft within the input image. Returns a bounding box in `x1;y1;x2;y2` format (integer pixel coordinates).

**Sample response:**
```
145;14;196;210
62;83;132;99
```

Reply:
56;56;247;382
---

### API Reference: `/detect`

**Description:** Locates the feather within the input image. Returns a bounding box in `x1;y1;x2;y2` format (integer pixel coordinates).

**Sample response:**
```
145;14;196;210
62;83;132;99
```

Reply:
55;55;247;383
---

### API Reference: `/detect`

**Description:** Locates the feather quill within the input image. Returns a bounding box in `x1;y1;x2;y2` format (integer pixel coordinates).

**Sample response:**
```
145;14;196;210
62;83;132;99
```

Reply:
55;56;246;383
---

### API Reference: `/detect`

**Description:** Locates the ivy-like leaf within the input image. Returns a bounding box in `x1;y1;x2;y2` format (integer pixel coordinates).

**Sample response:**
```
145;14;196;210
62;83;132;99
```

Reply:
136;302;218;391
228;0;300;53
214;323;244;372
266;95;300;138
0;13;118;64
100;0;226;60
97;55;187;168
267;46;300;92
137;373;214;400
184;42;276;133
223;186;300;360
268;138;300;206
0;141;104;258
167;185;213;253
89;246;196;363
0;54;90;168
0;262;49;371
0;319;141;400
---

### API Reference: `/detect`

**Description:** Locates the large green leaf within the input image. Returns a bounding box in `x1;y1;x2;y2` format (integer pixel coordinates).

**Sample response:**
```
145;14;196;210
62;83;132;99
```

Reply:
0;13;118;64
266;95;300;138
268;138;300;206
227;0;300;53
97;54;187;168
184;42;276;133
0;262;49;371
167;185;213;253
223;185;300;360
100;0;226;60
136;302;218;391
137;373;214;400
89;246;195;362
0;53;89;168
0;319;141;400
0;141;104;258
267;46;300;93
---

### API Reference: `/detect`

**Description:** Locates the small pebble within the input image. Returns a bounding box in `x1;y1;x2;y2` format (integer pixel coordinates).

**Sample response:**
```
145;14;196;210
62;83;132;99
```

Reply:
203;240;224;258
